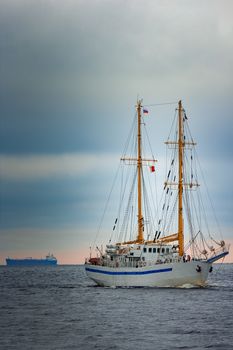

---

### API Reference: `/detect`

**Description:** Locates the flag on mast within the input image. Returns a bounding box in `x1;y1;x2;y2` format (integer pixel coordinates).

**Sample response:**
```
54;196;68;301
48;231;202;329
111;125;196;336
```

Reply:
143;108;149;115
150;165;155;172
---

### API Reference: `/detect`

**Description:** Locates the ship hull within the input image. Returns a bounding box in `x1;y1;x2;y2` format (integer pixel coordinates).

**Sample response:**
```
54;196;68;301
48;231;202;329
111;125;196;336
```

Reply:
85;261;211;287
6;258;57;266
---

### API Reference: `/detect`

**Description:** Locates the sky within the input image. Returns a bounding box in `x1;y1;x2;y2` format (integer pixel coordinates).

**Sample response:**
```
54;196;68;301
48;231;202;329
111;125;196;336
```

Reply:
0;0;233;264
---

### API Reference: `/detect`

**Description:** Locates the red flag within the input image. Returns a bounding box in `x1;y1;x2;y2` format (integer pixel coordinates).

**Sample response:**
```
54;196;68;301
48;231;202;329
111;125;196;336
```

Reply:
150;165;155;172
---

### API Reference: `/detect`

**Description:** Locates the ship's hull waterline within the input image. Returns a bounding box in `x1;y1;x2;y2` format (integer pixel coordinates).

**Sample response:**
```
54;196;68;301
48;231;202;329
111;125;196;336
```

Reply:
85;261;211;288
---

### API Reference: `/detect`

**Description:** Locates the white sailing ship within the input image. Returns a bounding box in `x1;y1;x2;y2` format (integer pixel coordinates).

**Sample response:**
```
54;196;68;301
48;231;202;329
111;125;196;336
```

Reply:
85;100;229;287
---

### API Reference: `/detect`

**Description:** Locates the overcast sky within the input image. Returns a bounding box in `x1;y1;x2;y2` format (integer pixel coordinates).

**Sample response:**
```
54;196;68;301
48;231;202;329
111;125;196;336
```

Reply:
0;0;232;263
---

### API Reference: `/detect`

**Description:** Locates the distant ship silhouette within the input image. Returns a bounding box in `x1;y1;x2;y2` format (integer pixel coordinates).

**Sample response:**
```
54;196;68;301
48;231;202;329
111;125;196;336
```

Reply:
6;253;57;266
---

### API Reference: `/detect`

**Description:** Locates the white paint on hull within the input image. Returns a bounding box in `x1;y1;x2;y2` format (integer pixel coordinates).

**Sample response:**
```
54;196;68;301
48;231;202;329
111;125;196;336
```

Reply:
85;261;210;287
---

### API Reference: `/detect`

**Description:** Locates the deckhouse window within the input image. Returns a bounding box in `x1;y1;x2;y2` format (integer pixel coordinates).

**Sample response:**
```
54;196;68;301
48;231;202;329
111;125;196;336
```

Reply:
149;248;152;253
166;248;169;254
153;248;156;253
162;248;165;253
143;248;147;253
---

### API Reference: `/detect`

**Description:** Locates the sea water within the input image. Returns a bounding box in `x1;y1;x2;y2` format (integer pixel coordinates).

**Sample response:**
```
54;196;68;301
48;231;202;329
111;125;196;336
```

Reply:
0;264;232;350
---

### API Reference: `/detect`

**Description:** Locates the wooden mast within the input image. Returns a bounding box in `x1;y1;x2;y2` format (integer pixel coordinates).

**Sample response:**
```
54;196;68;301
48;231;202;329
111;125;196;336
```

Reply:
178;100;184;256
118;100;157;246
137;100;144;243
162;101;198;251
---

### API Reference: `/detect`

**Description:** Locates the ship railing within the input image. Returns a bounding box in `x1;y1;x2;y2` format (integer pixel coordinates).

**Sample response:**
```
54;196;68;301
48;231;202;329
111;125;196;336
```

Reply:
88;254;213;267
102;261;140;268
99;256;184;268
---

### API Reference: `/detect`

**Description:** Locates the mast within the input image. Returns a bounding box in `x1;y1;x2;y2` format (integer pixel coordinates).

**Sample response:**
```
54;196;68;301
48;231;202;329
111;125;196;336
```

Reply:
137;100;144;243
160;101;198;251
178;100;184;256
119;99;157;245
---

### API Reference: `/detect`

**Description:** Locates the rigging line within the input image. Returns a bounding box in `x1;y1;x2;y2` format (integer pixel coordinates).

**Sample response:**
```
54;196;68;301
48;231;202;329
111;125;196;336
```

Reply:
92;161;121;250
194;147;223;239
161;188;172;235
120;127;137;204
156;113;178;236
142;115;157;160
162;117;179;233
129;205;134;241
192;187;205;238
112;113;137;242
142;171;156;236
184;117;195;145
163;194;177;234
111;161;125;242
157;143;175;220
162;145;177;231
122;112;137;157
167;108;178;142
141;130;158;230
157;159;174;232
117;120;138;242
197;185;212;238
183;182;195;243
119;168;137;242
183;119;219;251
189;153;205;235
141;174;148;236
184;156;203;237
141;163;155;228
154;169;159;221
143;101;178;107
111;175;121;242
188;190;197;244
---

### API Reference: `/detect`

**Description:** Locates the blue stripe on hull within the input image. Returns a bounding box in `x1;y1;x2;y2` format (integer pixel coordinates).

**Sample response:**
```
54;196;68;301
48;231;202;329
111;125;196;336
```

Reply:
85;266;172;275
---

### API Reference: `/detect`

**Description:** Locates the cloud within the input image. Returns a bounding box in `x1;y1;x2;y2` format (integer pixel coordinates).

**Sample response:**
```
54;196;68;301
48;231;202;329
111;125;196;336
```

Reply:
0;152;119;180
1;0;233;99
1;0;233;155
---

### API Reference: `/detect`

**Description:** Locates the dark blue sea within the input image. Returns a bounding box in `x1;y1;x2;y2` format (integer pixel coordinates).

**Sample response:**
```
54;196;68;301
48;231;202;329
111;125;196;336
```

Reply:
0;264;233;350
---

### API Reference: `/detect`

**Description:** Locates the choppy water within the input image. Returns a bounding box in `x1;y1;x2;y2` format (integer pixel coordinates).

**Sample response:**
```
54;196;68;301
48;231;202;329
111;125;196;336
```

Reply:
0;264;233;350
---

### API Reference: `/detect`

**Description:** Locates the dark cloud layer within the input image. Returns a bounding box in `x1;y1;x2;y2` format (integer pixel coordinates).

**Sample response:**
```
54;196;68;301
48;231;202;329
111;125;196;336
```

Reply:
1;0;233;154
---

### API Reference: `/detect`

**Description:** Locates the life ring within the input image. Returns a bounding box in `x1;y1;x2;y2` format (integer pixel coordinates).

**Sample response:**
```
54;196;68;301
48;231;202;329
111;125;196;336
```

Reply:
196;265;201;272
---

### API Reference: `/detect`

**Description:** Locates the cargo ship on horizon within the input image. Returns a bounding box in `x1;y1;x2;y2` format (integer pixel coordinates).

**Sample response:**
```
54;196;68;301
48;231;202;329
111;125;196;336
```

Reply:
6;253;57;266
